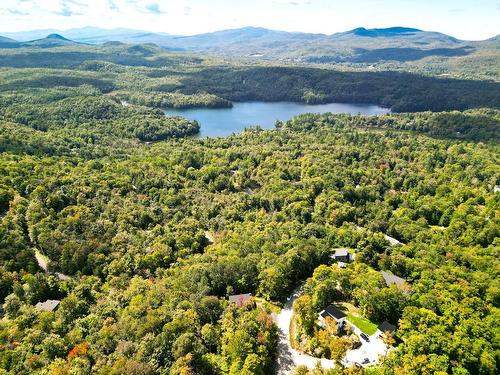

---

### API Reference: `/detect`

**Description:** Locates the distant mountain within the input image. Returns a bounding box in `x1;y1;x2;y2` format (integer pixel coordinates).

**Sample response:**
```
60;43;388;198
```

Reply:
148;26;475;63
1;27;172;44
0;36;18;48
0;33;83;49
1;26;497;66
346;27;423;37
0;29;59;41
21;34;82;48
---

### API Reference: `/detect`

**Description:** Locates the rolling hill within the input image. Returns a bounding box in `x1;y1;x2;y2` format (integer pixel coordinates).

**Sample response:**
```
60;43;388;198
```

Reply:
1;26;486;55
22;34;82;48
0;34;82;49
1;26;498;80
0;36;18;48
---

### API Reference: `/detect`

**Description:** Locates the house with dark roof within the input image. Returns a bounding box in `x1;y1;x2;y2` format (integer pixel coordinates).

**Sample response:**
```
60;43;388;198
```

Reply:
381;271;406;287
35;299;60;312
332;248;352;263
318;305;347;331
377;321;396;336
228;293;252;307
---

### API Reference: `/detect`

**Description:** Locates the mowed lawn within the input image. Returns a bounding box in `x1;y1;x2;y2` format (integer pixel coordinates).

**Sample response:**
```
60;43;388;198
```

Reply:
334;302;379;335
347;314;378;335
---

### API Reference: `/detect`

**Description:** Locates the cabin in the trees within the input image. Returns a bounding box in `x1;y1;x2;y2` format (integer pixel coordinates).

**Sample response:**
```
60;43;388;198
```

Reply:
319;305;347;332
381;271;406;287
228;293;252;307
377;321;396;336
35;299;60;312
332;248;353;263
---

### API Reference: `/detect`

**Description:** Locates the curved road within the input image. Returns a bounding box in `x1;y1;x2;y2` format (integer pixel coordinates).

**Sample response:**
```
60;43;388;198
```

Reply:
274;287;335;374
35;249;71;280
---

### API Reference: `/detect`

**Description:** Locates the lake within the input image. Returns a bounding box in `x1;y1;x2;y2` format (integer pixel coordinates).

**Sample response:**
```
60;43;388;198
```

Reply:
164;102;390;137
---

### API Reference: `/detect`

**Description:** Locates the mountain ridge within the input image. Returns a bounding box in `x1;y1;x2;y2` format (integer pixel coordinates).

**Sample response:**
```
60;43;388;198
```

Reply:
4;25;496;43
0;26;497;69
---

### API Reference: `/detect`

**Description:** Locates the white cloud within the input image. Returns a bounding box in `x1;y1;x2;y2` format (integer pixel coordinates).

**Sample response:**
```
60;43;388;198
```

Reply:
0;0;498;40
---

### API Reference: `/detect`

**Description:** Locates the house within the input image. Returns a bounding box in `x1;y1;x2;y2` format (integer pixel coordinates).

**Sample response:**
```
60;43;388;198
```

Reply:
35;299;60;312
228;293;252;307
332;248;352;263
319;305;347;331
377;321;396;336
381;271;406;287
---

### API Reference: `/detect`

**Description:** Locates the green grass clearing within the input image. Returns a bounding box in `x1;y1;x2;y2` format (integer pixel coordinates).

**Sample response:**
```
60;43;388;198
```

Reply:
347;314;378;335
254;296;281;314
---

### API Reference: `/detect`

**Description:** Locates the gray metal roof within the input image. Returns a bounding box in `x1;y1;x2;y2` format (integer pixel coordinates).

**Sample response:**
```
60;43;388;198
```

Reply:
334;248;349;257
35;299;60;312
381;271;406;287
378;321;396;333
321;305;347;320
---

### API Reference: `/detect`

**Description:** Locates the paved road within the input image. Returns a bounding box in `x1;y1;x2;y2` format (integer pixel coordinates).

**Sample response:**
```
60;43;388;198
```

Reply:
274;287;335;374
384;234;404;246
35;249;71;280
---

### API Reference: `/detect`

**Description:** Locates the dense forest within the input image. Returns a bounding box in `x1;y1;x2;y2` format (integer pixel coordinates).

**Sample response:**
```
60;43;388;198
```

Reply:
0;43;499;113
1;95;499;374
0;41;499;374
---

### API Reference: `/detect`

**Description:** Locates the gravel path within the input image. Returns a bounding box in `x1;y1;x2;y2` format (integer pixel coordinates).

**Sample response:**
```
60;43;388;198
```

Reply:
274;287;335;374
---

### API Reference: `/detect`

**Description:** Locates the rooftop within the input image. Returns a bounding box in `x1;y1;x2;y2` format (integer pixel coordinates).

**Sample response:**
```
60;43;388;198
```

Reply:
321;305;347;320
334;248;349;257
35;299;60;312
378;321;397;333
381;271;406;287
228;293;252;307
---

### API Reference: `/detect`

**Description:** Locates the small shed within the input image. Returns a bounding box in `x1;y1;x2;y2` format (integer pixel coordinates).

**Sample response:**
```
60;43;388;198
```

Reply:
377;321;396;335
333;248;352;263
228;293;252;307
35;299;60;312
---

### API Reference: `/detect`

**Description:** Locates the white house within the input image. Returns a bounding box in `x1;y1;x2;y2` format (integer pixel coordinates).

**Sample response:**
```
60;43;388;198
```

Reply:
331;248;353;263
319;305;347;332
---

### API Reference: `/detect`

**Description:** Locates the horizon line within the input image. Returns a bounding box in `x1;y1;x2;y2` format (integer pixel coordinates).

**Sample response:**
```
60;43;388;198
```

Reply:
1;25;498;42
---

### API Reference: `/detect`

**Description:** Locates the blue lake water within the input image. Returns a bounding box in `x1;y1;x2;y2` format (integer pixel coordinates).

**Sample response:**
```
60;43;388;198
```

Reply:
164;101;390;137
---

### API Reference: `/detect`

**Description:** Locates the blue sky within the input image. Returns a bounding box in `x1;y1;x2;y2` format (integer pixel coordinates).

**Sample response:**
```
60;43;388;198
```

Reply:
0;0;499;40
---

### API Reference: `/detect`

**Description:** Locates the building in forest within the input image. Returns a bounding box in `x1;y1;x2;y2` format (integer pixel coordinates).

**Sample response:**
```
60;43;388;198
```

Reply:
228;293;252;307
332;248;353;263
381;271;406;287
35;299;60;312
377;321;396;336
319;305;347;332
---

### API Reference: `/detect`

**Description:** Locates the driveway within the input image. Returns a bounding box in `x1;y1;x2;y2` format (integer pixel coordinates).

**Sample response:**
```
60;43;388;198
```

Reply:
273;286;389;373
274;287;335;374
343;326;388;367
